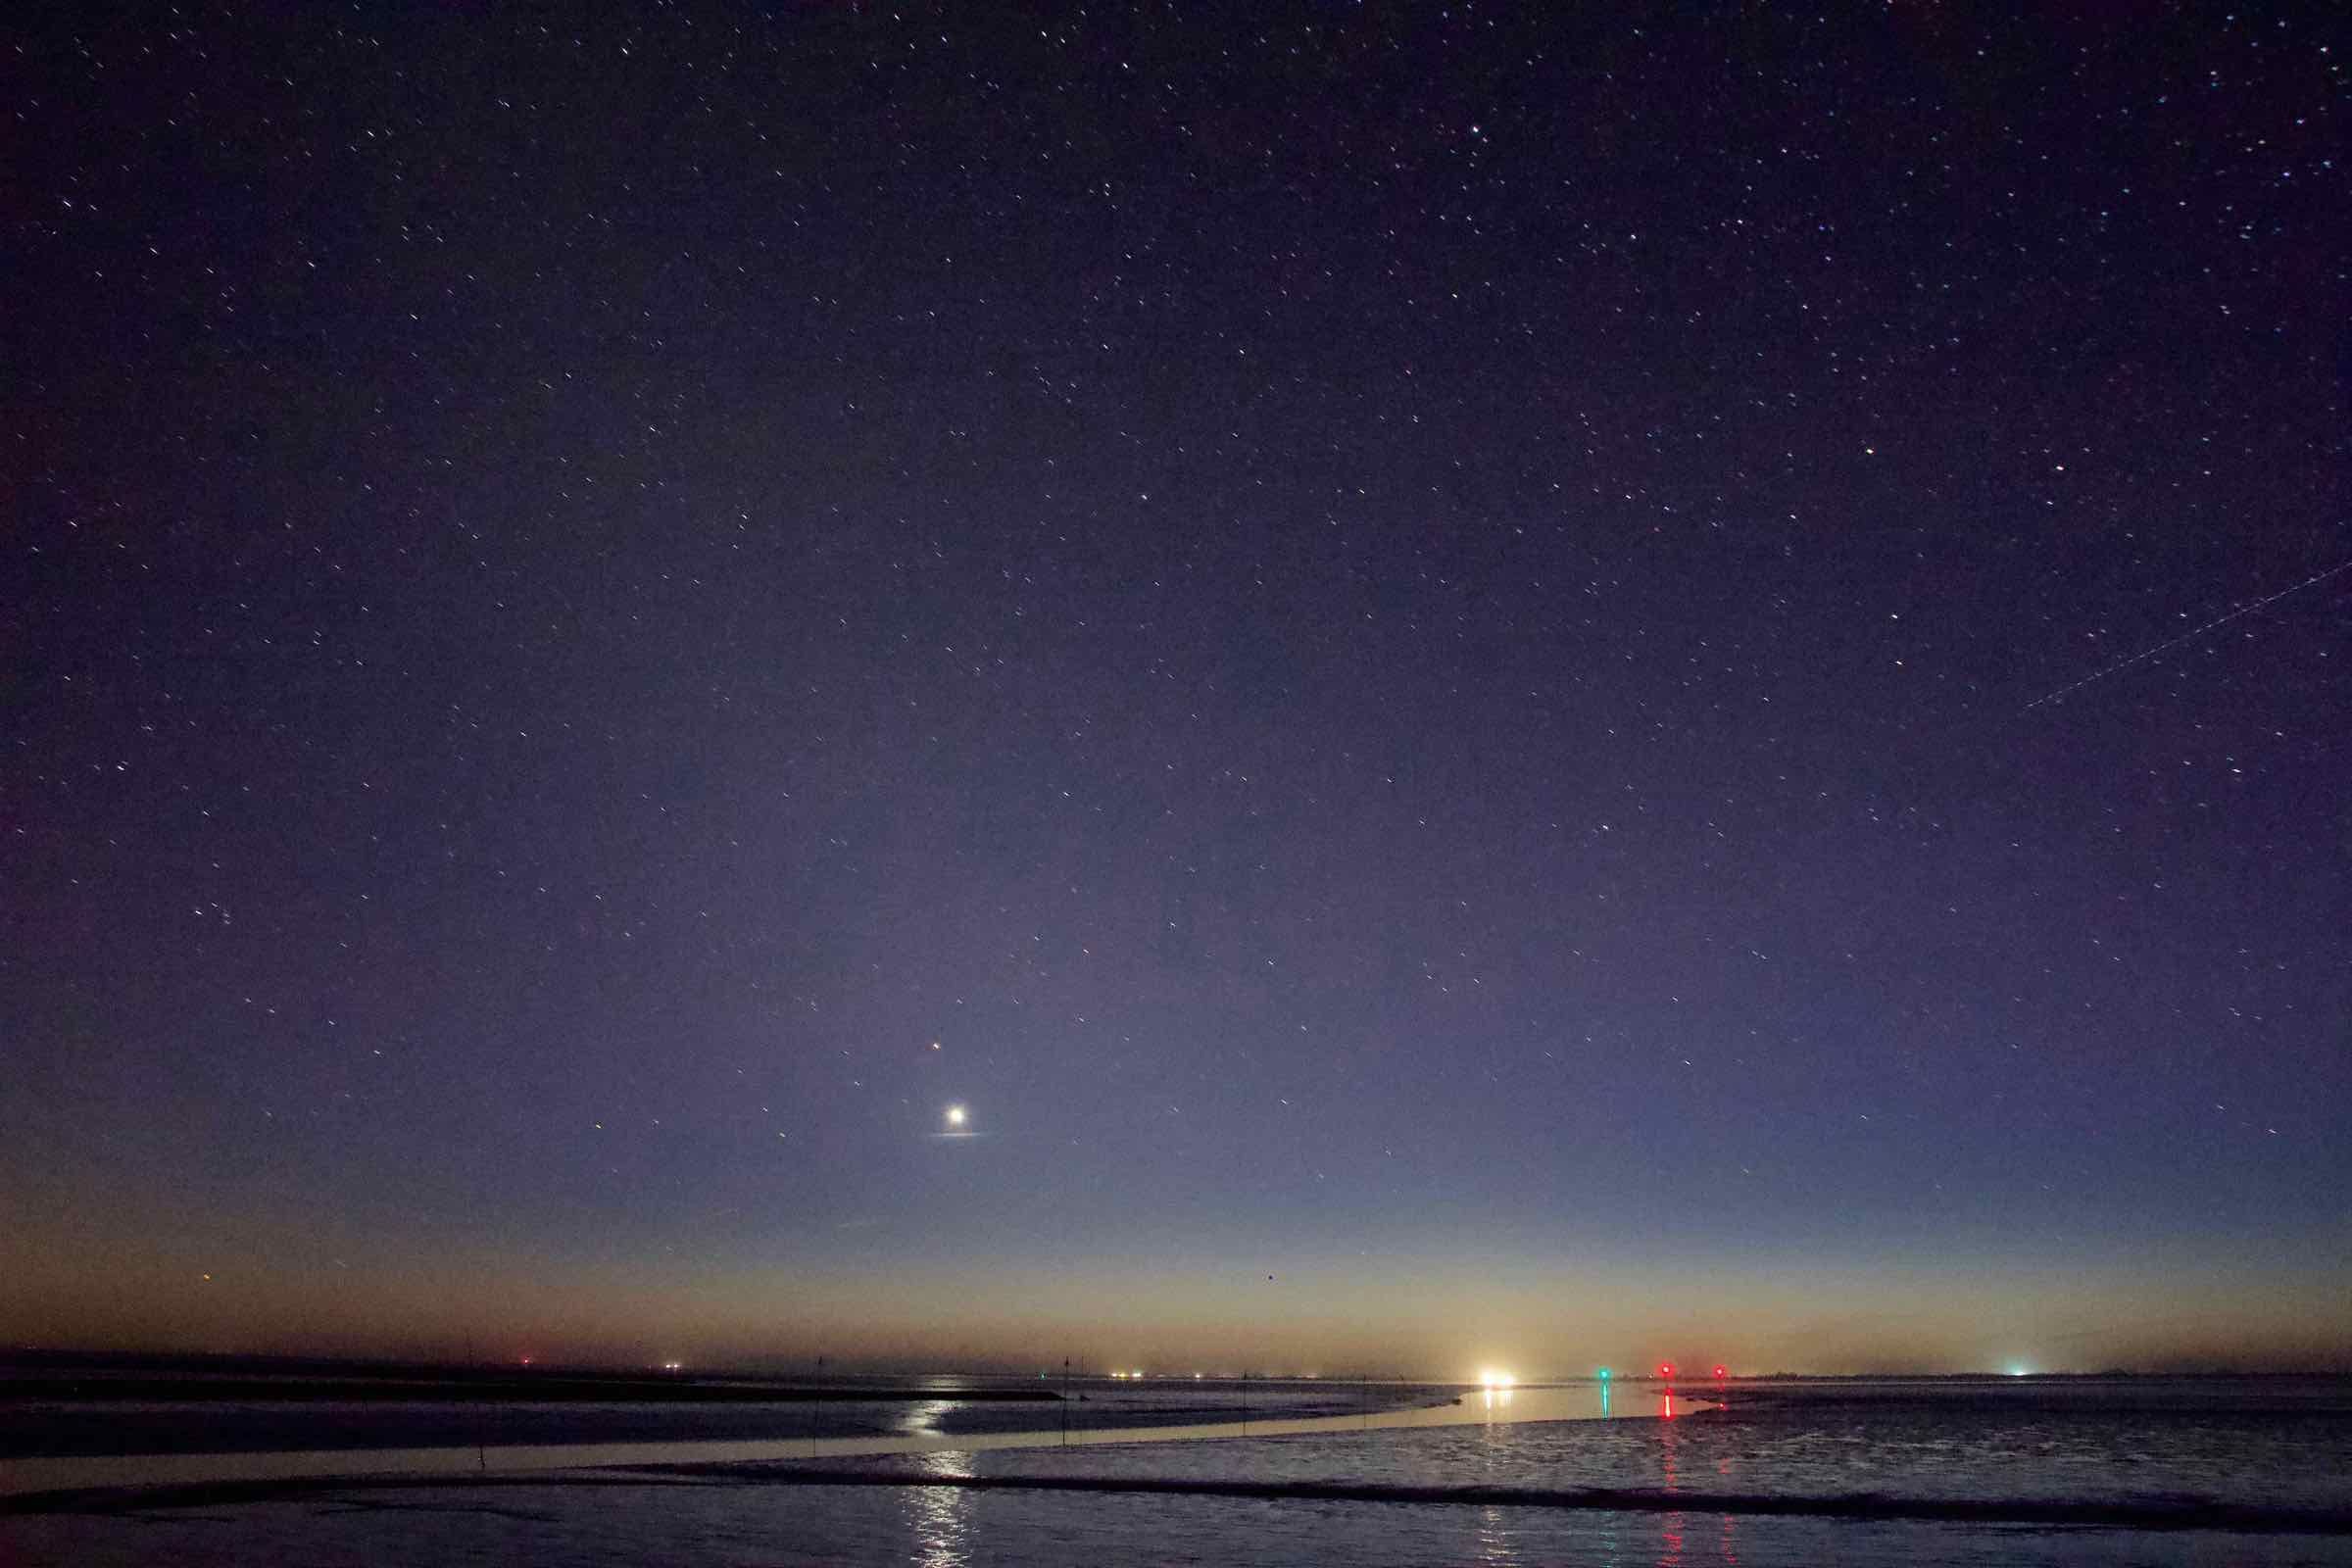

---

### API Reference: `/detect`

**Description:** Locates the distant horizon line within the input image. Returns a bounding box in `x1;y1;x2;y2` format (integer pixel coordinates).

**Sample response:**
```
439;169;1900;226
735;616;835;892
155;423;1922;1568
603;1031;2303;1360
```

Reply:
11;1346;2349;1383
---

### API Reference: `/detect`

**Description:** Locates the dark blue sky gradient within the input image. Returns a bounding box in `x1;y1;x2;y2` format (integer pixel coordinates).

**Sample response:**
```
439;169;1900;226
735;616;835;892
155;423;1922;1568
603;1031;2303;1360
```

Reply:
5;4;2345;1376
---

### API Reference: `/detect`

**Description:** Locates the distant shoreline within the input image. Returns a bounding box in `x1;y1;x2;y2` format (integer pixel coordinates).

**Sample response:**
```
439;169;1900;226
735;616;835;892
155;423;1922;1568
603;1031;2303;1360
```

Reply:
0;1375;1060;1406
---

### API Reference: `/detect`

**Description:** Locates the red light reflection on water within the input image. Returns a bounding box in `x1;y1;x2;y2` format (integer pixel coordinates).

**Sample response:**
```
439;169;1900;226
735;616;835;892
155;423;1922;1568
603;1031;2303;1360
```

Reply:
1658;1405;1684;1566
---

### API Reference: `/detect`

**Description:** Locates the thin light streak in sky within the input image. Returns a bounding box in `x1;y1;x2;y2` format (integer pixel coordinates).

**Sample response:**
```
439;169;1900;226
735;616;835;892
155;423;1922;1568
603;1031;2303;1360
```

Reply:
2024;558;2351;711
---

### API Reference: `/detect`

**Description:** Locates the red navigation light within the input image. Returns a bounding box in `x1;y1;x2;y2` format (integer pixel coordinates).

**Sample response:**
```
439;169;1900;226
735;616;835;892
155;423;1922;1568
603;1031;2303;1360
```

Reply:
1713;1365;1727;1379
1658;1363;1674;1378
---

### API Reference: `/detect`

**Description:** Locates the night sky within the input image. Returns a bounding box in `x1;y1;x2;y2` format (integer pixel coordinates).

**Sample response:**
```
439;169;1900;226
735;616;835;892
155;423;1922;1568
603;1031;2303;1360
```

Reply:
7;5;2346;1378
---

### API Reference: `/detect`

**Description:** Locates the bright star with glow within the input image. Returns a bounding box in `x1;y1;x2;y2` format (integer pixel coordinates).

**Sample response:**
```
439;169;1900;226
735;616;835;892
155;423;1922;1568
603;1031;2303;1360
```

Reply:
944;1104;967;1130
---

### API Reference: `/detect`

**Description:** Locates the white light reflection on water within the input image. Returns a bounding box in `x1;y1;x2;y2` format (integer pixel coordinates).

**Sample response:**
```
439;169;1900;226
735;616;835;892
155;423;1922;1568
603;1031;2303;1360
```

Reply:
1476;1501;1516;1565
903;1448;973;1568
895;1398;956;1439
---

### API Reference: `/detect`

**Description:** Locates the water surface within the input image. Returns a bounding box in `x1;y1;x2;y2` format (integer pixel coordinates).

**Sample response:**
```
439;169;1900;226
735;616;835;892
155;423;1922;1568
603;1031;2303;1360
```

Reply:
7;1377;2348;1567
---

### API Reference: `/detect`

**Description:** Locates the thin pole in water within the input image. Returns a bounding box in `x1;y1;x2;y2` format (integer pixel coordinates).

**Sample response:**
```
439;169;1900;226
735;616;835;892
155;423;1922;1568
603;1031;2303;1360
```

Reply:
463;1330;484;1472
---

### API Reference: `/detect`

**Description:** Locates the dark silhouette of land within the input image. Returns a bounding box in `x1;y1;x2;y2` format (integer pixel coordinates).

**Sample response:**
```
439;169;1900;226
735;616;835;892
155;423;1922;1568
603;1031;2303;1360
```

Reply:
0;1350;1057;1405
4;1374;1056;1405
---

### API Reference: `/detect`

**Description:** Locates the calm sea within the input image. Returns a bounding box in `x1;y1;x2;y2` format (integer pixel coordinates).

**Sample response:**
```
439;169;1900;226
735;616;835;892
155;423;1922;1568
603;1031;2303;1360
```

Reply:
6;1375;2349;1565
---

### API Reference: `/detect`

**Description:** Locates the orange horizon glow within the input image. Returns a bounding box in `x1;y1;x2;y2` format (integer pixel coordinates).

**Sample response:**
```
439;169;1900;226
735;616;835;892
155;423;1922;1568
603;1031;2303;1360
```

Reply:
10;1211;2349;1379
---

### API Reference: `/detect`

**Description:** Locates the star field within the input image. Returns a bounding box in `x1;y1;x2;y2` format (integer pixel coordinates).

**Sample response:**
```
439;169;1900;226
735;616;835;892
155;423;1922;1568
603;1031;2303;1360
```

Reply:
4;5;2345;1376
